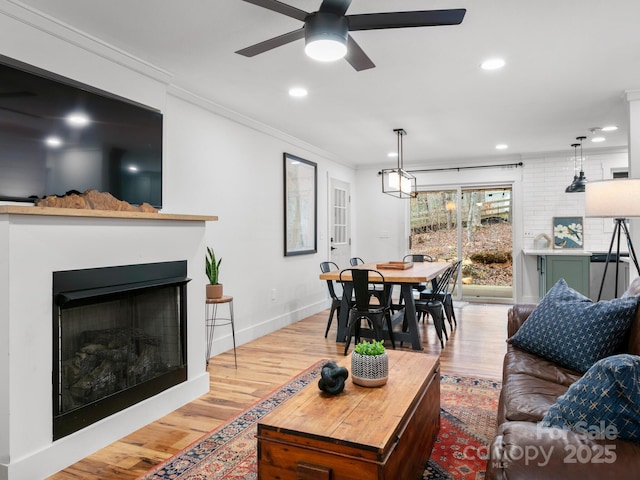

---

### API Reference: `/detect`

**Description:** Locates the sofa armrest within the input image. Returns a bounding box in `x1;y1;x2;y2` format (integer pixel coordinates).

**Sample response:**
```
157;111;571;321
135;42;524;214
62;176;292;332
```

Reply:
507;304;537;337
486;421;640;480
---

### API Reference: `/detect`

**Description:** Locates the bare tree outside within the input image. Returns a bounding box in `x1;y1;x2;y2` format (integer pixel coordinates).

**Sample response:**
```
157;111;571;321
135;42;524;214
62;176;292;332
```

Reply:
410;188;513;298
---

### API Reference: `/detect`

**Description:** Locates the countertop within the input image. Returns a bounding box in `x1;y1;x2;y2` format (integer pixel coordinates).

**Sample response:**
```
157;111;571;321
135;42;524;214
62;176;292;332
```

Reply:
523;248;592;256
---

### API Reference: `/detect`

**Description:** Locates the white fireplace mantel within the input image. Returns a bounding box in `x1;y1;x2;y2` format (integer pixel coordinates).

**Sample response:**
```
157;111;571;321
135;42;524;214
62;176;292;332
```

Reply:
0;207;217;480
0;205;218;222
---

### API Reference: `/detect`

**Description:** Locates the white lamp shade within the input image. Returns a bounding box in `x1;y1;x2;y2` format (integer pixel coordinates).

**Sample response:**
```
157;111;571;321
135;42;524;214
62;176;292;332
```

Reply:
585;178;640;218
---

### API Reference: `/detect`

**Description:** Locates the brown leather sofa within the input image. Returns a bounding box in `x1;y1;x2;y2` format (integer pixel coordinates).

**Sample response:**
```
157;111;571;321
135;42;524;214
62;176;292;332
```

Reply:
486;303;640;479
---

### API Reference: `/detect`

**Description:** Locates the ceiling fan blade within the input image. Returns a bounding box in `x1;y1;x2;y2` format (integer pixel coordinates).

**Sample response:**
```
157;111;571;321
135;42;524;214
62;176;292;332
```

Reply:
344;34;375;71
347;9;466;31
318;0;352;16
240;0;308;22
235;28;305;57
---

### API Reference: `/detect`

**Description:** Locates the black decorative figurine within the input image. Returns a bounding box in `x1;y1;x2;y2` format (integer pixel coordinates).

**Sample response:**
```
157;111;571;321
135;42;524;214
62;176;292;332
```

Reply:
318;361;349;395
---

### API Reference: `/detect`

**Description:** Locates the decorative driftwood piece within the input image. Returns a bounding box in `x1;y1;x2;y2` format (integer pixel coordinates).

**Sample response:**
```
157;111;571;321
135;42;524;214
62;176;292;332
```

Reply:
35;189;158;213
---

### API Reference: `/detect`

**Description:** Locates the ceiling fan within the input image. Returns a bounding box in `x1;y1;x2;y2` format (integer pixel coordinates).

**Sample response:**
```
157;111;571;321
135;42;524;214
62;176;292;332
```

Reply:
235;0;466;71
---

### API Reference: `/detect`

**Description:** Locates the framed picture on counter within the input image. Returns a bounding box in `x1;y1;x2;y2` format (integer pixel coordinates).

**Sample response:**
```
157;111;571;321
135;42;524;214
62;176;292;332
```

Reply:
553;216;583;249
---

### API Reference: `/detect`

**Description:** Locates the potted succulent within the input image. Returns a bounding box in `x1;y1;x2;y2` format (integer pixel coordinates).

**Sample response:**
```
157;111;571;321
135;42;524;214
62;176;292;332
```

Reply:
351;340;389;387
205;246;223;299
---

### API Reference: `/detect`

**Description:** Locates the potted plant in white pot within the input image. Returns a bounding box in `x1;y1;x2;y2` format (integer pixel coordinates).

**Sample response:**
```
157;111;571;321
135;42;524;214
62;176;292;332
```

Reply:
351;340;388;387
205;246;222;299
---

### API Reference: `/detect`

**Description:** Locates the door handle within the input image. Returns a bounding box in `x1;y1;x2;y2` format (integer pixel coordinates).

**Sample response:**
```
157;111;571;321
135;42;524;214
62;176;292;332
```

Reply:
331;246;336;251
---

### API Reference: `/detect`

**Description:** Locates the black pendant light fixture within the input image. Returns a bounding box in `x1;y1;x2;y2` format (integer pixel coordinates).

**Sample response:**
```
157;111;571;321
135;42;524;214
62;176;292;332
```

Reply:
565;136;587;193
381;128;416;199
565;142;580;193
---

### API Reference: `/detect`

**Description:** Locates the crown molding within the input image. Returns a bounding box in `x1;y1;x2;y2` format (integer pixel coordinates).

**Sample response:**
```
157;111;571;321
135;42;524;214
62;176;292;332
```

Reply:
167;85;345;165
625;90;640;102
2;0;173;84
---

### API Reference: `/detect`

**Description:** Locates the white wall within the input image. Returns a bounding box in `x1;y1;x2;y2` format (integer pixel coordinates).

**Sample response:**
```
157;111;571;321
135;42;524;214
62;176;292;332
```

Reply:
521;150;628;251
0;219;8;468
162;90;355;352
352;168;408;263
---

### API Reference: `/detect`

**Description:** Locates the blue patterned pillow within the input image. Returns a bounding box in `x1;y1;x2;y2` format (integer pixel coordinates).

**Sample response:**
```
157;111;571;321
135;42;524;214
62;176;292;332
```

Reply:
509;279;638;373
540;354;640;442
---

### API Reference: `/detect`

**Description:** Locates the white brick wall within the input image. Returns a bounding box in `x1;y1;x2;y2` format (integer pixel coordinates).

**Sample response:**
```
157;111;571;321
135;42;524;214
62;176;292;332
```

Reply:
522;151;628;251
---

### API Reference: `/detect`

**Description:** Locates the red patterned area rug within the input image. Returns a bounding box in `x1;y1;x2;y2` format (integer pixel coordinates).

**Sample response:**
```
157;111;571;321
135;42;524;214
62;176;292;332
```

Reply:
424;375;501;480
138;366;500;480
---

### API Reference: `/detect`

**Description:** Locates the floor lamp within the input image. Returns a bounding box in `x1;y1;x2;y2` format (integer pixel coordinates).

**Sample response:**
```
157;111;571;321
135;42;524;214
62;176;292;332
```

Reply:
585;179;640;300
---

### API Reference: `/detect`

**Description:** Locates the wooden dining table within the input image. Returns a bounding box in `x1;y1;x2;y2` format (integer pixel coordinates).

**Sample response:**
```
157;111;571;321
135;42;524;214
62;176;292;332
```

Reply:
319;261;450;350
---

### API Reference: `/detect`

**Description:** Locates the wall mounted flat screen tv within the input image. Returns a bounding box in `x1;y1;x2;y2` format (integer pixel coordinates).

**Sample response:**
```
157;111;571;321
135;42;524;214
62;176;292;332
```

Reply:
0;55;163;208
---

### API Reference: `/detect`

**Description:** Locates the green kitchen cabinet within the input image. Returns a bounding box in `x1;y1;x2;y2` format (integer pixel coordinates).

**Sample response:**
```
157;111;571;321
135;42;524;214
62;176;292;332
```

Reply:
538;254;590;298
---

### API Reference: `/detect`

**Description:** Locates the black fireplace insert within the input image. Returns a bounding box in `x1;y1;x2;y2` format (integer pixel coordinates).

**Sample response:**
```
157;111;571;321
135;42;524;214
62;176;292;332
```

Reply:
52;261;189;440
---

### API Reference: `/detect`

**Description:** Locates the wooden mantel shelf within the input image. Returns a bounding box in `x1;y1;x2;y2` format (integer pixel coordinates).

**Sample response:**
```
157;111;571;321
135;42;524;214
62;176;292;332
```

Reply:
0;205;217;222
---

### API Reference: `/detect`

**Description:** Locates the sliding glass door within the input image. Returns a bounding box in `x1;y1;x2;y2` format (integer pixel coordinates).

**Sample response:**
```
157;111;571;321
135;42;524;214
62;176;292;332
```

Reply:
410;186;513;301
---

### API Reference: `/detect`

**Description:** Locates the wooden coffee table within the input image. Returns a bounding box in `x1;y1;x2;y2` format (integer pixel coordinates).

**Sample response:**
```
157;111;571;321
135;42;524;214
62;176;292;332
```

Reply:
257;350;440;480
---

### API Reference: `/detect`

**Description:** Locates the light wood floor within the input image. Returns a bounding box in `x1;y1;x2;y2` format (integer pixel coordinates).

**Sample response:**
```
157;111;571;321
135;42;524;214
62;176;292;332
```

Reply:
48;302;510;480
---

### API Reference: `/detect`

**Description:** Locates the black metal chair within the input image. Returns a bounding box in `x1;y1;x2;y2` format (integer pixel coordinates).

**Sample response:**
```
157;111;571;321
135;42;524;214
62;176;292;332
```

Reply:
402;254;434;296
340;268;395;355
349;257;365;266
403;254;434;263
430;260;462;329
349;257;385;303
320;261;342;338
415;265;455;348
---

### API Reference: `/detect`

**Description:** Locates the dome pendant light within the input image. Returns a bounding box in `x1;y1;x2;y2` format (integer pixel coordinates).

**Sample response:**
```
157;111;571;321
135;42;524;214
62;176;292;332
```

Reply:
381;128;416;199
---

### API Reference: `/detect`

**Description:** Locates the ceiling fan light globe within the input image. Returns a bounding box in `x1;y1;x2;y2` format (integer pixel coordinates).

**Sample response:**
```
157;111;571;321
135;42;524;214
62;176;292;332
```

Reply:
305;38;347;62
304;11;348;62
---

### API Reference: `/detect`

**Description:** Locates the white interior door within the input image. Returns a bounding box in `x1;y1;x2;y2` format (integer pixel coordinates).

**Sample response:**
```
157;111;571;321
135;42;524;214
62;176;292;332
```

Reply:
329;178;351;268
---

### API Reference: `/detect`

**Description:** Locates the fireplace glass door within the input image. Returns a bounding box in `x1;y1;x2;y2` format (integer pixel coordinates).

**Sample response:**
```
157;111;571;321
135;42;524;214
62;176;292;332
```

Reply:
53;261;188;439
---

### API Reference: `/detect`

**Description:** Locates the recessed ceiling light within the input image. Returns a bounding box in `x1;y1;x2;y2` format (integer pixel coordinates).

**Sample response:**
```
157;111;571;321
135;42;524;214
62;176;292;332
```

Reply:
481;58;506;70
66;112;90;127
45;136;62;147
288;87;308;98
128;165;139;172
601;125;618;132
591;136;606;143
495;144;508;150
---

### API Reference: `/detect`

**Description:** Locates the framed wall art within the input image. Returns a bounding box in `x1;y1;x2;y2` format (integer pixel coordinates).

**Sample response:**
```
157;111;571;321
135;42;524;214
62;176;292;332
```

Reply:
553;216;583;249
284;153;317;256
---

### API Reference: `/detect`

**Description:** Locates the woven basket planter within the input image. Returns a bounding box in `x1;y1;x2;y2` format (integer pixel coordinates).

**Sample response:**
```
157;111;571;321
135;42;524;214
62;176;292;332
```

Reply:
351;351;388;387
